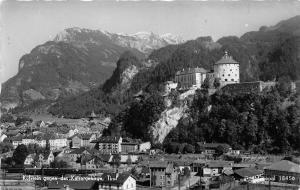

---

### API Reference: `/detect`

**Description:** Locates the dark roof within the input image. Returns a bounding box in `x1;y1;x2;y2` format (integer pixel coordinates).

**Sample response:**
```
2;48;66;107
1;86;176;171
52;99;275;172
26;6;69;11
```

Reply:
234;168;263;178
215;52;238;65
121;138;142;145
206;161;233;168
264;160;300;173
68;133;94;140
149;161;169;168
98;154;112;162
6;130;20;136
92;136;121;143
48;180;96;190
10;135;24;141
176;67;207;75
69;147;97;155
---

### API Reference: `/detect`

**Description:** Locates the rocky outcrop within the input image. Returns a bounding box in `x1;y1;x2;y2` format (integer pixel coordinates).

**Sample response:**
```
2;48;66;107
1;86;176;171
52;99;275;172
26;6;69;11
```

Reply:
150;89;196;144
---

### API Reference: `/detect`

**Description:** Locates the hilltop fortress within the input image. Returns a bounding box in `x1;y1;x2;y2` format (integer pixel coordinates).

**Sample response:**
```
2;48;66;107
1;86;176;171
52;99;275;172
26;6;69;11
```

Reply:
169;51;283;94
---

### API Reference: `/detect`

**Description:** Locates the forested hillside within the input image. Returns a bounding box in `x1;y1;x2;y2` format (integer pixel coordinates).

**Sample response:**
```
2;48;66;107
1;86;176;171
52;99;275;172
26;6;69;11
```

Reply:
163;88;300;154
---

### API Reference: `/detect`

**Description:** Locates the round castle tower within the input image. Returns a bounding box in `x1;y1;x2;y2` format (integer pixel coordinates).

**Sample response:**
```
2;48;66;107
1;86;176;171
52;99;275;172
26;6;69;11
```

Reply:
214;51;239;87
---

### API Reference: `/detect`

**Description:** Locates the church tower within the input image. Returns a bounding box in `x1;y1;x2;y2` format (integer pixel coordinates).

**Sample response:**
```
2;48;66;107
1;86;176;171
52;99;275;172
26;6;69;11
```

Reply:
214;51;240;87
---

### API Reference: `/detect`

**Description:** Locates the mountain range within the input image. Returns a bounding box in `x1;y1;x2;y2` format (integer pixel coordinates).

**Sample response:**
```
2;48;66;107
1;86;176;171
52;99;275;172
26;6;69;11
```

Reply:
47;15;300;120
0;28;183;110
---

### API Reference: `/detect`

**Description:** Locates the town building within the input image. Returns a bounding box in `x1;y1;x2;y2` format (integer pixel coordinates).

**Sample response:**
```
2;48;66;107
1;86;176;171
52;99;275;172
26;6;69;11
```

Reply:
202;160;233;177
234;167;264;183
35;151;55;167
164;81;178;93
24;153;36;166
98;173;136;190
11;135;23;148
174;67;207;90
49;138;68;150
149;161;178;187
196;142;232;155
192;159;206;174
69;133;97;149
92;136;122;154
264;160;300;185
213;51;239;87
121;138;151;154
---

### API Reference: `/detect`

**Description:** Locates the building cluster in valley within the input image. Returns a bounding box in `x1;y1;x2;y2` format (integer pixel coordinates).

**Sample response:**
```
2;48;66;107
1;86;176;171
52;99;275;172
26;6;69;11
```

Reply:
1;119;300;190
165;51;297;94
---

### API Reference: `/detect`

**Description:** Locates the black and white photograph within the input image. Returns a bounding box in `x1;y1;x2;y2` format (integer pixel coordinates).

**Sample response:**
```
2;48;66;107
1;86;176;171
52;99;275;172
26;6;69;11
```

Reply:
1;0;300;189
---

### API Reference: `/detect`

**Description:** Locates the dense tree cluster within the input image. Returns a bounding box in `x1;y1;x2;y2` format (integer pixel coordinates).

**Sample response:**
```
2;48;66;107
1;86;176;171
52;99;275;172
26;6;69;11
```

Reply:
104;93;166;141
164;88;300;154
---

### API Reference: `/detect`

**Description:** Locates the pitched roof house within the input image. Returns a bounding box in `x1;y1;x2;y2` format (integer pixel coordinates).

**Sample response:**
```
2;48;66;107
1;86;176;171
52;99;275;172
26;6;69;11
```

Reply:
98;173;136;190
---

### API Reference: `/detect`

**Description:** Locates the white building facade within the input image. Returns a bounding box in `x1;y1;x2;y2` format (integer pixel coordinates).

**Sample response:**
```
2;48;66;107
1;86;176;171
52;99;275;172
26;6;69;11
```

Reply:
214;51;240;87
174;67;207;89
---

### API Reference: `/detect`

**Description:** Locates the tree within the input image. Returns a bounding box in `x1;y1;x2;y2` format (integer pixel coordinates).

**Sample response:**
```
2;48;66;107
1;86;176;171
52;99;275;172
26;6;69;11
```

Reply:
183;167;191;177
277;76;292;97
15;116;32;126
0;142;13;154
0;114;14;123
183;144;195;153
112;154;121;168
214;145;229;157
44;140;51;156
126;155;132;166
201;78;210;89
12;144;29;168
213;78;221;89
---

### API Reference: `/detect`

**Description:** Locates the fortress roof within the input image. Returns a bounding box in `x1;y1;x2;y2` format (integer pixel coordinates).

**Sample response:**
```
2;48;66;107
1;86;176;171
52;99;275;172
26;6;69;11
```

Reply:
176;67;207;75
215;51;238;65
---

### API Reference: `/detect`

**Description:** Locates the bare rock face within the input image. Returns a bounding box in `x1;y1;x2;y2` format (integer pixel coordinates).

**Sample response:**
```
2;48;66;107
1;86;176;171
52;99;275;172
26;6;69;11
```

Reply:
149;89;196;144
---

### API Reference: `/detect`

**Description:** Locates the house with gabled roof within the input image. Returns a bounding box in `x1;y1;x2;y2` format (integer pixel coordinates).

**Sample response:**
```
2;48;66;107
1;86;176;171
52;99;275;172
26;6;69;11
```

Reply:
149;161;178;187
11;135;24;148
203;160;233;177
234;167;264;183
98;173;136;190
35;151;55;167
24;153;36;166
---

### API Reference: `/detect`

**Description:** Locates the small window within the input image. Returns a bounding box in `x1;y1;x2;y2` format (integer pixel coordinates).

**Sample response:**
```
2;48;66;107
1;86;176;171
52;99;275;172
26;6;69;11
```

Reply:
222;74;224;77
230;69;232;71
228;74;230;76
225;79;228;81
231;79;234;81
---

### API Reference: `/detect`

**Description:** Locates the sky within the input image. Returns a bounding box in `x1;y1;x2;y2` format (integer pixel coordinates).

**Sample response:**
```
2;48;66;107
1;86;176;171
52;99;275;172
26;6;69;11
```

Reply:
1;0;300;88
